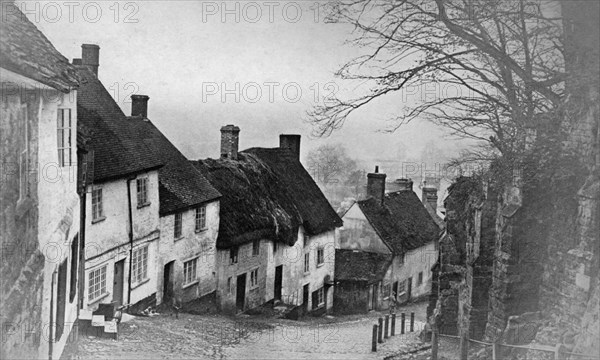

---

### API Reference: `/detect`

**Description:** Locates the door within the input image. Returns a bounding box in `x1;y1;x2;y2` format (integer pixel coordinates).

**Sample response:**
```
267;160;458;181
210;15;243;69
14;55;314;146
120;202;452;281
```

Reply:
113;259;125;307
303;284;309;311
407;277;412;301
392;281;398;301
368;284;374;310
274;265;283;301
236;273;246;311
163;261;174;304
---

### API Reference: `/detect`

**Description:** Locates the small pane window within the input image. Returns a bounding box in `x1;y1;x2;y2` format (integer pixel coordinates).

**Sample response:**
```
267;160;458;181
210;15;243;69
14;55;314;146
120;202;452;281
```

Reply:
88;265;107;302
174;213;183;238
252;239;260;256
304;253;310;273
132;246;149;284
195;206;206;231
92;188;104;221
136;177;148;206
57;109;72;167
317;247;325;266
250;268;259;288
417;272;423;286
184;258;198;285
230;247;238;264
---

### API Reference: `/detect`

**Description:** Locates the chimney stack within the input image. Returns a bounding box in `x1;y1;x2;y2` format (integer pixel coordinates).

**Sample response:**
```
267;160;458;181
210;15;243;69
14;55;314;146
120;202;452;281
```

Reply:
279;134;301;160
367;166;386;206
422;181;438;213
395;178;414;191
81;44;100;76
220;125;240;160
131;95;149;118
72;58;82;65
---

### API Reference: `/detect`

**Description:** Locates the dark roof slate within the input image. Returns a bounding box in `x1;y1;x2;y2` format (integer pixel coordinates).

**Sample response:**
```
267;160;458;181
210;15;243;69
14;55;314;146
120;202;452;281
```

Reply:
358;191;440;254
0;5;79;91
127;117;221;215
335;249;392;283
76;69;163;182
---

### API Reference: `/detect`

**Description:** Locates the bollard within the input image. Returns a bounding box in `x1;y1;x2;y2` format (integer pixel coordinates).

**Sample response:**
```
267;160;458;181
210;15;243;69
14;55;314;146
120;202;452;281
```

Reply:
391;313;396;336
410;312;415;332
378;317;383;343
372;325;378;352
431;329;438;360
384;315;389;338
401;313;405;334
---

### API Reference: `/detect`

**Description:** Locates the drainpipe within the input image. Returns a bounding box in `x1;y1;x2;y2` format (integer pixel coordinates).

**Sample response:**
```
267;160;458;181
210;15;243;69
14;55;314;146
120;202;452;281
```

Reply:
48;270;56;359
126;177;135;305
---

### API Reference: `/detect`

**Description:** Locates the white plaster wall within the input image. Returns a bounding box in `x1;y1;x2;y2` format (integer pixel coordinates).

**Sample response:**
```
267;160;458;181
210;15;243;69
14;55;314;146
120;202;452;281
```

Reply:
339;204;392;254
36;89;81;360
156;200;219;304
385;241;438;301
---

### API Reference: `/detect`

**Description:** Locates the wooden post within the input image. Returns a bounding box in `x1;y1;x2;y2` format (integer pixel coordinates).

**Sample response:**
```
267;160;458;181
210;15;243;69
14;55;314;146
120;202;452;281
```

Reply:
459;330;468;360
378;318;383;343
372;325;378;352
391;314;396;336
431;329;438;360
384;315;389;338
492;341;501;360
554;344;565;360
410;312;415;332
401;313;405;334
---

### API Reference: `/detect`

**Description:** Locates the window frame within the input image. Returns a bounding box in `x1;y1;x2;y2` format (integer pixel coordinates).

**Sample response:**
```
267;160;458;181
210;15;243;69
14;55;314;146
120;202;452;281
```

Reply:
57;108;72;167
131;245;149;286
230;246;239;265
88;265;107;303
252;239;260;256
174;212;183;239
417;272;424;286
195;205;207;232
227;276;233;294
304;252;310;273
250;268;259;288
316;247;325;267
183;257;198;285
312;287;325;310
136;176;149;207
91;187;104;222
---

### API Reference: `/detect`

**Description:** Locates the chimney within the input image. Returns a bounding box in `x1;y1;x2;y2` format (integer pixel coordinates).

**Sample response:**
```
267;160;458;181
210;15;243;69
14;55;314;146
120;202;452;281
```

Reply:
81;44;100;76
367;166;386;206
220;125;240;160
279;134;301;160
131;95;149;118
422;182;439;213
395;178;414;191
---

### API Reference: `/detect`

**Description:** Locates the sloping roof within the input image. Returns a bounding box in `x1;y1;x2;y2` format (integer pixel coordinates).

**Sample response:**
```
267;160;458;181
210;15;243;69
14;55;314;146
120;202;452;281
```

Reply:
0;4;79;91
192;147;342;249
77;69;163;182
335;249;392;283
127;117;221;215
358;190;440;254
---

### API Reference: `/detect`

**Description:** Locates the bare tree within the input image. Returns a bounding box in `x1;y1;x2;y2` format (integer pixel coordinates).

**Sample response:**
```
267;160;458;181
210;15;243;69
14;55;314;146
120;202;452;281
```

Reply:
307;144;358;187
309;0;565;161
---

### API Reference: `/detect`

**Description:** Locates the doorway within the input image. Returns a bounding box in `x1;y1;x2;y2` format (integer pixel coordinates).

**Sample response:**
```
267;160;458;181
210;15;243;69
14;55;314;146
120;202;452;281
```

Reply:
163;261;174;305
303;284;309;311
392;281;398;300
236;273;246;312
274;265;283;301
113;259;125;307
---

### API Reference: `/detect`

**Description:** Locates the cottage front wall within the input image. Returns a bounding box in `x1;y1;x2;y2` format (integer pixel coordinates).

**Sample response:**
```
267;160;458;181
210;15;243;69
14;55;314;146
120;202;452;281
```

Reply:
339;204;391;254
157;200;219;305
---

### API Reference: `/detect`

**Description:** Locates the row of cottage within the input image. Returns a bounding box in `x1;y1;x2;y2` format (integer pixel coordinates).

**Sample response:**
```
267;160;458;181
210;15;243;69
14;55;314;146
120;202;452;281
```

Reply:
1;8;442;360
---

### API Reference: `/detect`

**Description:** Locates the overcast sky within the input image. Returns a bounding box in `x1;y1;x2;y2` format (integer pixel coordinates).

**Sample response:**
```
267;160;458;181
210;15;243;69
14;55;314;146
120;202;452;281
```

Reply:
25;0;469;177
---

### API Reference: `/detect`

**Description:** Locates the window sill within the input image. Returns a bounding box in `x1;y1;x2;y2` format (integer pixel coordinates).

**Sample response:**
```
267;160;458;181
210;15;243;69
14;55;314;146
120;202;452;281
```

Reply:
137;202;151;209
131;278;150;290
195;228;207;234
304;271;310;276
92;216;106;224
316;262;325;268
182;280;199;289
88;292;110;306
174;235;184;242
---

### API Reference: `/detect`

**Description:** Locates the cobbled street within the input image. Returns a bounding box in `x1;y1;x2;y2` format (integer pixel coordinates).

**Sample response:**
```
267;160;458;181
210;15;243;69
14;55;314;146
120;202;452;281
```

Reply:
73;303;430;360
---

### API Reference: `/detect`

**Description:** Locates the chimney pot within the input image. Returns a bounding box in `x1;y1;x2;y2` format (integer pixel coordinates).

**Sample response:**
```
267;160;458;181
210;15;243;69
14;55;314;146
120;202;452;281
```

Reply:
279;134;301;160
131;95;150;118
81;44;100;76
220;125;241;160
395;178;413;191
367;166;386;206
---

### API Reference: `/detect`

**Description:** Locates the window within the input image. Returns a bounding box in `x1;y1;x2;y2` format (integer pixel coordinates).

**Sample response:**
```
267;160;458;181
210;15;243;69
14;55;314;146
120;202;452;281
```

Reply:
230;247;238;264
317;247;325;266
383;283;391;299
184;258;198;285
57;108;72;167
250;268;259;288
132;246;148;284
304;235;309;247
136;177;148;206
312;287;324;309
227;277;233;294
88;265;107;302
174;212;183;238
19;105;30;201
398;280;407;296
304;253;310;273
69;234;79;303
195;205;206;232
273;241;278;254
252;239;260;256
91;188;104;221
417;272;423;286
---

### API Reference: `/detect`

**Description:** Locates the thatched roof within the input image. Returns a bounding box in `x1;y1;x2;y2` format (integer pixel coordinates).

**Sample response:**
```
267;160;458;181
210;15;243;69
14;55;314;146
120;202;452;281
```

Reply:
335;249;392;283
192;147;342;249
0;4;79;91
358;190;440;255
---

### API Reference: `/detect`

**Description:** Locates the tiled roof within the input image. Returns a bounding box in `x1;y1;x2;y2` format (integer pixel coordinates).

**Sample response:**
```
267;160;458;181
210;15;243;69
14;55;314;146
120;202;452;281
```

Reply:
0;4;79;91
76;69;163;182
335;249;392;283
358;191;440;254
192;148;343;249
127;117;221;215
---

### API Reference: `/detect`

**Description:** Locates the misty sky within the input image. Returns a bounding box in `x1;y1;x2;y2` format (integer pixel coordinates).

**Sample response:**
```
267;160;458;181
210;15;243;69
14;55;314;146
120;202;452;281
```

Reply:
25;0;469;178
